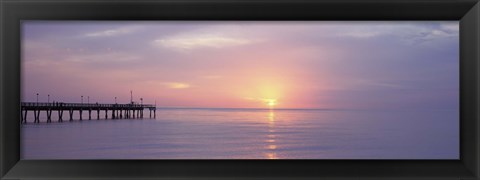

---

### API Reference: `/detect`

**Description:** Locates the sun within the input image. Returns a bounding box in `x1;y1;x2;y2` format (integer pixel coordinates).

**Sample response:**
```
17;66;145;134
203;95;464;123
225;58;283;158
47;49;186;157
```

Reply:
265;99;277;108
268;100;276;107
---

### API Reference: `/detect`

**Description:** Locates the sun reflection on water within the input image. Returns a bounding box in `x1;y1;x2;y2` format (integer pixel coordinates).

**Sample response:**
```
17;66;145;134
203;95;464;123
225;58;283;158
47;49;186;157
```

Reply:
266;152;278;159
265;109;278;159
268;111;275;122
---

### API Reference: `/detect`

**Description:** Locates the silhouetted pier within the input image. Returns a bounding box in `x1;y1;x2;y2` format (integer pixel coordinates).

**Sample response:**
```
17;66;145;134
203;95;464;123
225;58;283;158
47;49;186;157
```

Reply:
21;102;156;123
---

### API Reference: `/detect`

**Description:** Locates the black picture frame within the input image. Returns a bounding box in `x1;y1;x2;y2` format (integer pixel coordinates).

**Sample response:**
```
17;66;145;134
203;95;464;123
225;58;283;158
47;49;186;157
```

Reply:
1;0;479;179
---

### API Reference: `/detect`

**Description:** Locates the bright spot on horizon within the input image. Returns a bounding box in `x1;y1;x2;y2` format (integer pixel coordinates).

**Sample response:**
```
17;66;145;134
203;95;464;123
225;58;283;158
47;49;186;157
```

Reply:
265;99;277;108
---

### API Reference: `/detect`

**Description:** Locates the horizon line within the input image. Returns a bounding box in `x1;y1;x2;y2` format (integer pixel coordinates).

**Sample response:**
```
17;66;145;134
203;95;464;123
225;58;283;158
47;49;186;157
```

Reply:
155;106;459;112
157;106;334;110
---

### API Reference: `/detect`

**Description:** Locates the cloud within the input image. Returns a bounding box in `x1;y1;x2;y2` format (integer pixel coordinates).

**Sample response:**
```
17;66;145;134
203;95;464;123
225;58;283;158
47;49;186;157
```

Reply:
419;29;456;40
440;23;459;33
401;23;457;45
163;82;191;89
355;79;406;89
330;24;399;39
244;97;277;104
66;52;140;63
201;75;222;79
339;30;383;39
153;34;255;50
84;26;139;37
332;22;458;44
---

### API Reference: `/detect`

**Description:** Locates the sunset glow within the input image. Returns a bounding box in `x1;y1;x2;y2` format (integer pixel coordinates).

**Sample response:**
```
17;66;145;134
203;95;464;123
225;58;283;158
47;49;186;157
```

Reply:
22;21;459;110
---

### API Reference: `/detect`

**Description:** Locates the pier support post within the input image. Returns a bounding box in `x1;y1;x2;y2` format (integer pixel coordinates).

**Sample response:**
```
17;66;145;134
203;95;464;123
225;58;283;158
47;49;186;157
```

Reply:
34;109;40;123
23;110;28;123
133;110;136;118
58;110;63;122
69;109;74;121
112;109;116;119
97;109;100;120
37;110;40;123
120;109;123;119
105;109;108;119
79;109;83;120
88;109;92;120
46;109;52;123
33;110;36;123
140;110;143;118
20;109;24;124
154;109;156;119
149;110;152;118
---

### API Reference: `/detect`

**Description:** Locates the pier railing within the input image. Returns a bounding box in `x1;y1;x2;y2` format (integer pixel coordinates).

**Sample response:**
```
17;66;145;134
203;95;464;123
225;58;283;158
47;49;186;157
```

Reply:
22;102;156;109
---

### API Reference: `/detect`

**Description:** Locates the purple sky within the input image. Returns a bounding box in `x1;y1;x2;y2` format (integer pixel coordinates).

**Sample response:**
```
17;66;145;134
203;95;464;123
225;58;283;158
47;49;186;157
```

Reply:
22;21;459;109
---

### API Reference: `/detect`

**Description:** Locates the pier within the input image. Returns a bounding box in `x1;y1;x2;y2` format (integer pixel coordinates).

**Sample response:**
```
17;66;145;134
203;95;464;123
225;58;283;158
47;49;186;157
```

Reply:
21;102;156;123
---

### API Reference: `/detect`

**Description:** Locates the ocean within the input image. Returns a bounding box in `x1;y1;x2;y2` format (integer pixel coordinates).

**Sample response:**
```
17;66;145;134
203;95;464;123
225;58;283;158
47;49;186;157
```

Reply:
21;108;459;159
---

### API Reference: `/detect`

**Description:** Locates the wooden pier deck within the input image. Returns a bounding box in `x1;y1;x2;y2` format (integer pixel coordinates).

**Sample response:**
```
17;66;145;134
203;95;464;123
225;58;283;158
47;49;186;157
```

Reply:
21;102;156;123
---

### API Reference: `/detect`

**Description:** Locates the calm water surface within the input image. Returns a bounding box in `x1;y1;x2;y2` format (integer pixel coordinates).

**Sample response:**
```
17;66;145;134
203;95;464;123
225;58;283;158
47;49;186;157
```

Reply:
21;108;459;159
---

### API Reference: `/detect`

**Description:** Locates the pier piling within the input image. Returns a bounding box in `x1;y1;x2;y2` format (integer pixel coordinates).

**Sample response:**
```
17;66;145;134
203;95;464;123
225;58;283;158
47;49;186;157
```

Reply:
79;109;83;121
88;109;92;120
69;109;74;121
58;110;63;122
46;109;52;123
22;110;27;123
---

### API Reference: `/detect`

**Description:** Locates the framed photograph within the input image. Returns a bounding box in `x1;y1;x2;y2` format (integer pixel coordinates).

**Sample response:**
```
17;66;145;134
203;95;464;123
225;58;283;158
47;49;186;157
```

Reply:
1;0;479;179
